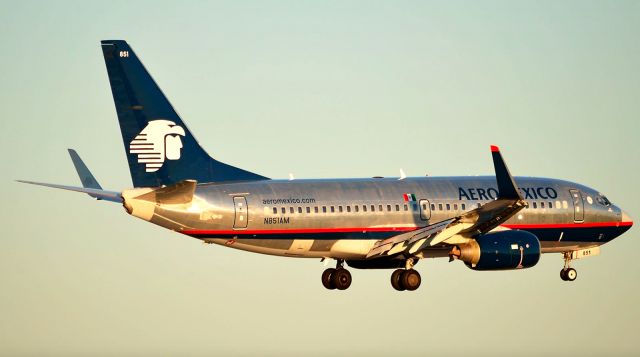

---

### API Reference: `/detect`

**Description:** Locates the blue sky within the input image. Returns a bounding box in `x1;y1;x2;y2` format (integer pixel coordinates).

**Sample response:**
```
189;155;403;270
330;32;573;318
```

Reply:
1;1;638;355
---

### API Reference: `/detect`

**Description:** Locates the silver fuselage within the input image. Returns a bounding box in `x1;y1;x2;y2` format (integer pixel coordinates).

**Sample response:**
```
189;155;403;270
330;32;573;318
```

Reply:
123;176;631;260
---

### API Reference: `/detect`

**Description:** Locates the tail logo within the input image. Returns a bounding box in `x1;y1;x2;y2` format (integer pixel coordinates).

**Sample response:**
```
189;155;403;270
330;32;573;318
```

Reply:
129;120;186;172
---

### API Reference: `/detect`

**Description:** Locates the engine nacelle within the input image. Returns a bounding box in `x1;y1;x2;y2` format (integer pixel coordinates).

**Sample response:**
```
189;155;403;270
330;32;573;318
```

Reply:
450;230;541;271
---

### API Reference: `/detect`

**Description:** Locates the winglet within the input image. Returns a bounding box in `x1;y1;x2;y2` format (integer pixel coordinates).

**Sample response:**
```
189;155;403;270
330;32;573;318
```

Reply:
490;145;522;200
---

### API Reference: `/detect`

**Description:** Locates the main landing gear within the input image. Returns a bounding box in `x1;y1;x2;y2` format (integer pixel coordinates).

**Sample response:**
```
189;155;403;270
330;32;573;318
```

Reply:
560;252;578;282
321;259;352;290
390;259;421;291
320;258;422;291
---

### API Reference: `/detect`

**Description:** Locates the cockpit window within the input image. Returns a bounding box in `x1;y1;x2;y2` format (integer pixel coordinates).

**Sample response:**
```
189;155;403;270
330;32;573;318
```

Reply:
596;194;611;206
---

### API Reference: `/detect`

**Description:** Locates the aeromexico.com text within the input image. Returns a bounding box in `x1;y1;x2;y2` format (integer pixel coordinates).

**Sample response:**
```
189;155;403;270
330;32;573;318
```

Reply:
262;198;316;205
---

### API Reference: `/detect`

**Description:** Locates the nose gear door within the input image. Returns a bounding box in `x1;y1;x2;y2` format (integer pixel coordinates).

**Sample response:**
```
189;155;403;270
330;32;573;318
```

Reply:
233;196;248;229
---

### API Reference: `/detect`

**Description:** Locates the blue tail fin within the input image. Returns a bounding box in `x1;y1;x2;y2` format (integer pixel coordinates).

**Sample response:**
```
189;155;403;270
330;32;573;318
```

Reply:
100;40;268;187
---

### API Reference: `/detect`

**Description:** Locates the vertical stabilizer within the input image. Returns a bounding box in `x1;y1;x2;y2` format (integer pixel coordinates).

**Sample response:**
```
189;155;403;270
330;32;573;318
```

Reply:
101;40;268;187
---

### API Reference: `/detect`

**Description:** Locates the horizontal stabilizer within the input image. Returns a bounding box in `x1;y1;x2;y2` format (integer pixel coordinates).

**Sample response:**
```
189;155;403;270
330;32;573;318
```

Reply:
68;149;102;189
17;180;122;203
134;179;197;204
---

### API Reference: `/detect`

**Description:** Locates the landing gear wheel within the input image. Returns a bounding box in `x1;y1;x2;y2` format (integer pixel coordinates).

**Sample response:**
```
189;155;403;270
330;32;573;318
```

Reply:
565;268;577;281
331;268;352;290
401;269;421;291
560;269;568;281
322;268;336;289
391;269;405;291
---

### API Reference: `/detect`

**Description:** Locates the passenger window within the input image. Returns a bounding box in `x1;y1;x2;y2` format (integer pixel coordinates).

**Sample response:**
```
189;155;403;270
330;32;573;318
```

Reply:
533;202;537;209
322;206;327;213
431;203;436;210
541;202;545;209
548;202;553;209
306;207;310;213
290;207;294;214
314;207;319;213
298;207;302;214
462;203;466;210
446;203;450;211
395;204;400;211
422;203;427;210
355;206;359;213
281;207;286;214
387;204;392;211
454;203;458;210
363;205;367;212
330;206;335;213
338;206;343;213
347;206;351;213
371;205;375;212
273;207;277;214
403;204;408;211
438;203;443;210
379;204;383;212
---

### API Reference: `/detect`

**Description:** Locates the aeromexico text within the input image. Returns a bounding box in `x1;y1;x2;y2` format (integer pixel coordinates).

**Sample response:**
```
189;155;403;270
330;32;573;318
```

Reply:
458;186;558;201
262;197;316;205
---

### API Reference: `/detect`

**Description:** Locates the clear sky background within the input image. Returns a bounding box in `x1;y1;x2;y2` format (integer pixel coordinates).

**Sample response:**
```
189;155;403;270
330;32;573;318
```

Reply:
1;1;638;356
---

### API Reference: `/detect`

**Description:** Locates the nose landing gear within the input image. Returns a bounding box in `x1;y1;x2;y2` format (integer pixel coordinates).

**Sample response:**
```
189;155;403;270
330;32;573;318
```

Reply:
321;259;352;290
560;252;578;282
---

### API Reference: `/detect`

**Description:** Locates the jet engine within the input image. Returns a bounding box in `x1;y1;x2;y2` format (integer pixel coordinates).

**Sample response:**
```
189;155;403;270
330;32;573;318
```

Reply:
450;230;541;270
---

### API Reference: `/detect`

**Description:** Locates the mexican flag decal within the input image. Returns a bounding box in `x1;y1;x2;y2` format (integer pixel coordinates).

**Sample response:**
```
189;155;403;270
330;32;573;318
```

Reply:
403;193;417;202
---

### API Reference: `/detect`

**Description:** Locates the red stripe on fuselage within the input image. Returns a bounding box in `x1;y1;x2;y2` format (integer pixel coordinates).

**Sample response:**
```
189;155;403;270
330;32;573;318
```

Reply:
502;221;632;229
182;226;418;235
181;221;631;236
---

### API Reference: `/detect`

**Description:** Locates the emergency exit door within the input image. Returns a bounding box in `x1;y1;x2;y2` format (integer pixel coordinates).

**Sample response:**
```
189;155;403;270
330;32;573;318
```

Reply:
569;189;584;222
419;199;431;220
233;196;248;229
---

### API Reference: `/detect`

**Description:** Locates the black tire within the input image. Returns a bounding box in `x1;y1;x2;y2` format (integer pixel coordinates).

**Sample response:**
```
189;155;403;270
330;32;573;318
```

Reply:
331;268;352;290
401;269;421;291
565;268;577;281
322;268;336;289
391;269;405;291
560;269;568;281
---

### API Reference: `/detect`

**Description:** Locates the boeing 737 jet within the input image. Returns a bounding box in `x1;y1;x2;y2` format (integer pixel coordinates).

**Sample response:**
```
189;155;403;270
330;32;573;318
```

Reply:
20;40;633;291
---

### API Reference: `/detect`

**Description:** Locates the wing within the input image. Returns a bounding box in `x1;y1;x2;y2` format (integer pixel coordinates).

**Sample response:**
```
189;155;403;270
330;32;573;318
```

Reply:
366;145;526;259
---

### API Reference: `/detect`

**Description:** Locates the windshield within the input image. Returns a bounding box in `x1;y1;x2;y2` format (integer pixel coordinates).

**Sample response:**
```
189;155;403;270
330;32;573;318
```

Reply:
596;194;611;206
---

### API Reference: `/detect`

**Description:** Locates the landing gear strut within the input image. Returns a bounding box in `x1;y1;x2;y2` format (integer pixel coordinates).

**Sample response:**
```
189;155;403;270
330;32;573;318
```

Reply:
390;258;421;291
321;259;352;290
560;252;578;282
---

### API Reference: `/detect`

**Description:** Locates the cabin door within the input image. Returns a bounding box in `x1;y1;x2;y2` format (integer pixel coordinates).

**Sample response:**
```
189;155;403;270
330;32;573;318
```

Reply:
233;196;248;229
569;189;584;223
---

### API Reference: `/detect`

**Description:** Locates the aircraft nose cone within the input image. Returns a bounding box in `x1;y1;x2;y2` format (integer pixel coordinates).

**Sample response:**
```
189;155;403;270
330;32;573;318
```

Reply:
622;210;633;226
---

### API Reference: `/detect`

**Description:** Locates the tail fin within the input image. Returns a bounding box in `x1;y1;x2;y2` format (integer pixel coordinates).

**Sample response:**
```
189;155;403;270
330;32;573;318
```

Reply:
100;40;268;187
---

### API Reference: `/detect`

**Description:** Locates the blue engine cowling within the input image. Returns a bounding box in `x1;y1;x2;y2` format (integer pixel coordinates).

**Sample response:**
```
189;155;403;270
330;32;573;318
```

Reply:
453;230;541;271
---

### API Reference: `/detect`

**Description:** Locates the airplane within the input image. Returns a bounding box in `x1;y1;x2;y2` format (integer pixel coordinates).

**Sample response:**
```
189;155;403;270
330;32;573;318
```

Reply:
19;40;633;291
